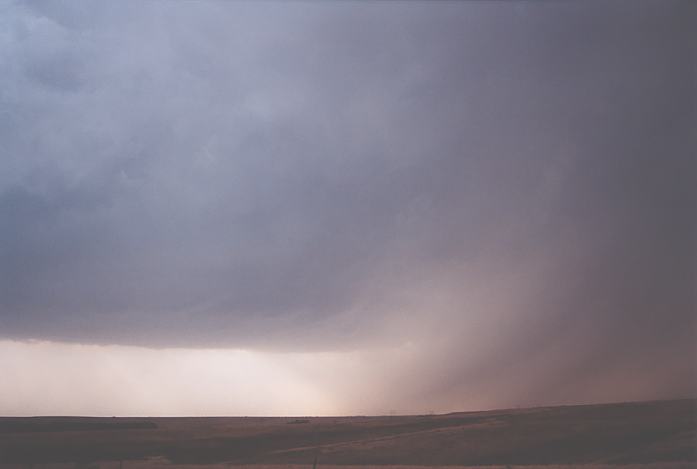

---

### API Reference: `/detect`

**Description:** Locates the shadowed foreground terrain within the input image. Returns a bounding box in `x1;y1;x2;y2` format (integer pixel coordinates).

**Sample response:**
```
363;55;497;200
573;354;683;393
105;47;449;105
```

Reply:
0;399;694;468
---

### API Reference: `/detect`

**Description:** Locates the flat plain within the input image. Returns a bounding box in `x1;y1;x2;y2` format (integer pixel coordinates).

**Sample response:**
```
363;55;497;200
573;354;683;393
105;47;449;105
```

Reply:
0;399;694;468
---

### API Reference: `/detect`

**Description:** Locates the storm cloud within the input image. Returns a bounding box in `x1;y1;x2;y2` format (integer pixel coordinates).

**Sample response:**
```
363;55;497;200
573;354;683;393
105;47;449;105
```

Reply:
0;0;695;411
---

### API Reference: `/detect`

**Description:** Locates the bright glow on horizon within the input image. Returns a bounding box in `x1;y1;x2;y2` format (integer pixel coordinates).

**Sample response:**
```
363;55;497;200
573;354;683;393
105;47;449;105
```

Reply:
0;339;344;416
0;339;460;417
0;338;692;417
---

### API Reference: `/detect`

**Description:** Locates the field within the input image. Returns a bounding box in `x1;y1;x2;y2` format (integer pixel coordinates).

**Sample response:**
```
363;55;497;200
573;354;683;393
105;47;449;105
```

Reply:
0;399;694;468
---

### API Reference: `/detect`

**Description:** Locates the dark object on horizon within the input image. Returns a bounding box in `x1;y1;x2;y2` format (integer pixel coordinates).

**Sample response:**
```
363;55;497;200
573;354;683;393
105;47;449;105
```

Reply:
287;419;310;424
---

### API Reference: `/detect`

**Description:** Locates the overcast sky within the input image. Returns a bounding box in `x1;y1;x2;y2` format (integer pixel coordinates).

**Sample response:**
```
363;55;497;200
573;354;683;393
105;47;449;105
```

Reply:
0;0;695;415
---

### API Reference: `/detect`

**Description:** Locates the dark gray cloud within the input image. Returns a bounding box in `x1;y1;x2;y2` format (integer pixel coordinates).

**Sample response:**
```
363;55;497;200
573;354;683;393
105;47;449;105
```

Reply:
1;0;695;403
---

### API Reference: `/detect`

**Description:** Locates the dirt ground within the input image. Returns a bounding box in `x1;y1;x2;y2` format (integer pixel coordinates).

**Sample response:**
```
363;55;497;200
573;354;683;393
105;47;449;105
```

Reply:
0;464;694;469
0;399;695;468
0;464;695;469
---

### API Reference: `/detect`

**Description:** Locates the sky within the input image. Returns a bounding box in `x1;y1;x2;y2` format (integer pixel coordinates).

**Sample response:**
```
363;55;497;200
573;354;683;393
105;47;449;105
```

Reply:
0;0;695;416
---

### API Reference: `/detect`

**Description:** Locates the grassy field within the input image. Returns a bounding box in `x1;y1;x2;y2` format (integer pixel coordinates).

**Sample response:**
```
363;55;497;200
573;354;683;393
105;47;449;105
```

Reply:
0;399;694;468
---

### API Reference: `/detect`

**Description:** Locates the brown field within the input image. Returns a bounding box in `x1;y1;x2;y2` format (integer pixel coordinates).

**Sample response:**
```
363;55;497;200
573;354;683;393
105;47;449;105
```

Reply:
0;399;694;468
